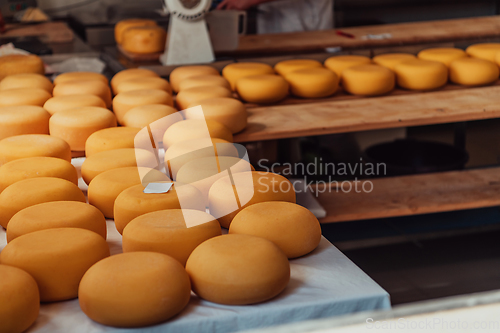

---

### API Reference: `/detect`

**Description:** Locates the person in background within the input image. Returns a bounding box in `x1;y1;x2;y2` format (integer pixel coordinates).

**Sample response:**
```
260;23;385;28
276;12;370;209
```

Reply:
216;0;333;34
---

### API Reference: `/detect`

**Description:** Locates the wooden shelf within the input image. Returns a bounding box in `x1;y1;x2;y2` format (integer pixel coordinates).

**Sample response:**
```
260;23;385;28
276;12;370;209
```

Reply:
234;85;500;142
315;167;500;223
232;16;500;56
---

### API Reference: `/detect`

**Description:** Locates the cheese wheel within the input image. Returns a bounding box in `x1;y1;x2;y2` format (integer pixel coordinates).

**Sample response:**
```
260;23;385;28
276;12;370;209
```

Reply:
324;55;372;78
342;64;395;96
0;73;53;92
122;104;179;128
7;201;106;242
373;53;417;71
165;138;237;179
0;88;51;107
178;75;231;91
111;68;159;95
284;68;339;98
114;18;157;45
169;65;219;93
81;148;157;185
222;62;275;91
115;77;172;95
0;134;71;165
449;57;499;86
121;26;167;54
0;228;110;302
229;201;321;258
163;119;233;148
54;71;109;86
0;156;77;193
49;107;117;151
43;94;106;116
0;177;85;229
185;97;247;134
236;74;289;104
79;252;190;328
417;48;467;67
0;264;39;333
0;105;49;140
114;182;205;234
123;209;221;265
209;171;296;228
53;80;112;108
176;85;232;110
466;43;500;62
88;166;170;218
274;59;323;76
113;89;173;124
176;156;254;205
394;59;448;91
0;54;44;80
186;234;290;305
85;127;140;157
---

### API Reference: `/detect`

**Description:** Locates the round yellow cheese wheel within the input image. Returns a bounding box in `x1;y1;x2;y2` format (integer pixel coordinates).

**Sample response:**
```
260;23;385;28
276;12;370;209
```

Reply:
176;85;232;110
79;252;190;328
185;97;247;133
0;54;44;80
114;18;157;45
0;105;49;140
122;104;179;128
449;57;499;86
49;107;117;151
186;234;290;305
85;126;140;157
0;88;51;107
121;26;167;54
0;156;77;193
53;79;112;108
222;62;275;91
115;76;172;95
209;171;296;228
0;177;85;229
372;53;417;71
165;138;237;179
114;182;205;234
123;209;221;265
324;55;372;78
284;68;339;98
274;59;323;76
111;68;159;95
394;59;448;91
54;71;109;86
342;64;395;96
229;201;321;258
466;43;500;62
163;119;233;148
0;134;71;165
176;156;254;205
43;94;106;116
0;264;39;333
169;65;219;93
417;48;467;67
0;73;53;92
0;228;110;302
7;201;106;242
178;75;231;91
81;148;157;185
236;74;289;104
113;89;173;124
88;166;169;218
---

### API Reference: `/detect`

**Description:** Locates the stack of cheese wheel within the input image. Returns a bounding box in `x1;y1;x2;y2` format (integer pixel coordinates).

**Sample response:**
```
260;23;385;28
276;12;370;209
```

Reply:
115;18;167;55
0;54;45;80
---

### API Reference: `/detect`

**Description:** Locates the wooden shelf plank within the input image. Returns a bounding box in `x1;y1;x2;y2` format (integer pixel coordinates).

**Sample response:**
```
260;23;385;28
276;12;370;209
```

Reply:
232;16;500;56
315;167;500;223
234;85;500;142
